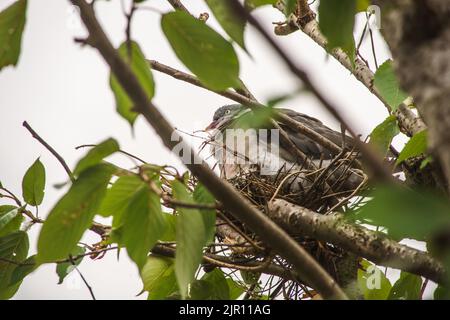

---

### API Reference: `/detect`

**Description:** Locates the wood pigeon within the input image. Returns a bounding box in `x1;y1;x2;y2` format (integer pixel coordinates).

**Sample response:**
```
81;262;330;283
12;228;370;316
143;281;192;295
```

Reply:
205;104;364;194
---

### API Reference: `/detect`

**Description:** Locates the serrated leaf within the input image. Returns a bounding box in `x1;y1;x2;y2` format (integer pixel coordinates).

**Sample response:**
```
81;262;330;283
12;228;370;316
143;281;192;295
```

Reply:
56;246;86;284
193;183;216;243
374;60;408;111
206;0;246;50
37;164;115;263
121;186;166;270
388;271;422;300
9;255;36;286
73;138;119;176
172;180;207;299
0;206;23;237
110;41;155;127
0;0;27;71
0;231;29;299
141;255;178;300
22;158;45;206
357;260;391;300
99;175;145;225
319;0;356;61
161;11;240;91
369;115;399;156
396;130;427;164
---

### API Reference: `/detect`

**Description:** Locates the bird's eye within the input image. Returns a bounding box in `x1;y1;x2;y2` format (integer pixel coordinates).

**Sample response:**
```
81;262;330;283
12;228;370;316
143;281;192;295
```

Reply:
225;110;231;115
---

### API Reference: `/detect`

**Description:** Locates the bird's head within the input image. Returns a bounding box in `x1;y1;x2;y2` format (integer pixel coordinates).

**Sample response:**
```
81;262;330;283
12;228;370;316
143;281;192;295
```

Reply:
205;104;249;132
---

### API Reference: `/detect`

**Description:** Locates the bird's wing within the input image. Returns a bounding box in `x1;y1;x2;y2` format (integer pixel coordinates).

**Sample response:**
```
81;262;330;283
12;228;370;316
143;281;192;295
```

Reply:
276;109;357;160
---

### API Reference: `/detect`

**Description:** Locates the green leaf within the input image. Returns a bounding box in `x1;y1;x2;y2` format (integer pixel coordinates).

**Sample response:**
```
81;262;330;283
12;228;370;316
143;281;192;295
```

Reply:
161;11;240;91
396;130;427;164
160;213;177;242
190;269;230;300
110;41;155;127
37;164;115;263
172;180;207;299
434;285;450;300
0;206;23;237
56;246;86;284
99;175;145;224
369;115;399;156
0;231;29;299
9;255;36;286
374;60;408;111
284;0;297;16
319;0;356;61
0;0;27;71
357;260;391;300
73;138;119;176
121;186;166;270
193;183;216;243
21;158;45;206
205;0;246;50
356;0;370;12
141;255;178;300
234;106;275;129
388;271;422;300
227;278;245;299
354;185;450;240
245;0;277;10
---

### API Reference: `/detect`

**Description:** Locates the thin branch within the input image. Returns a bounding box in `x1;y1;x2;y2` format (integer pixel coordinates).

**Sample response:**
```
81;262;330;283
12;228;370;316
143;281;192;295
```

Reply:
268;198;446;285
70;0;347;300
76;144;147;164
273;3;426;137
151;244;302;284
23;121;75;182
166;0;189;13
69;255;96;300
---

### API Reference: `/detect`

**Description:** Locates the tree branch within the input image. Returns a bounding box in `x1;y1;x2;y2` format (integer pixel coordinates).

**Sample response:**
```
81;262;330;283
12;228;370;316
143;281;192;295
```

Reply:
273;3;426;137
70;0;348;300
23;121;75;182
148;60;344;159
151;244;302;284
267;198;446;285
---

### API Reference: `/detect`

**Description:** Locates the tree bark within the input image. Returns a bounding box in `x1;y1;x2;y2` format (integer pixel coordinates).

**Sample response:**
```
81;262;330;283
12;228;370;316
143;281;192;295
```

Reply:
374;0;450;192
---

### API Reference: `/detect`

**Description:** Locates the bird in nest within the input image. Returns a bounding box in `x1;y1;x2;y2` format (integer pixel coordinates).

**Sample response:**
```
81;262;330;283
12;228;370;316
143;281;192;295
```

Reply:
204;104;365;198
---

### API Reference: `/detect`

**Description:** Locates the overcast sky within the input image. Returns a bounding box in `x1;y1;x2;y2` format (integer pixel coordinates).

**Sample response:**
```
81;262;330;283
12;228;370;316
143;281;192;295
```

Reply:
1;0;431;299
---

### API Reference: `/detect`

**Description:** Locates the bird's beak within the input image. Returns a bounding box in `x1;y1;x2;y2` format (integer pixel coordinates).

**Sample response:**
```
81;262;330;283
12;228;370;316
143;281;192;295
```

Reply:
205;120;219;131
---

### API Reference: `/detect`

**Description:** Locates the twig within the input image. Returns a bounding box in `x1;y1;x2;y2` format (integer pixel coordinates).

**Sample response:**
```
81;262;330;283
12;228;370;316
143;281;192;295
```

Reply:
69;255;96;300
70;0;347;300
23;121;75;182
166;0;189;13
0;187;22;206
76;144;147;164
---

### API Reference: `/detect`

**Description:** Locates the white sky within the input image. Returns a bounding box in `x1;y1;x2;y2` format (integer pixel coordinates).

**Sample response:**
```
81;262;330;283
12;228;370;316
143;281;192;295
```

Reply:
1;0;432;299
